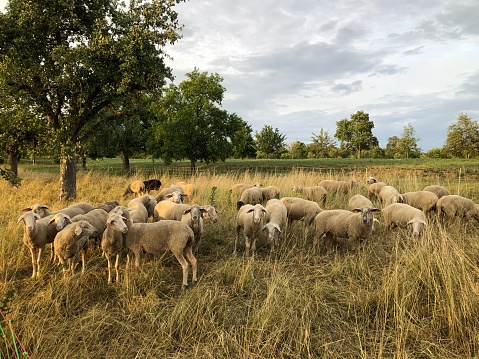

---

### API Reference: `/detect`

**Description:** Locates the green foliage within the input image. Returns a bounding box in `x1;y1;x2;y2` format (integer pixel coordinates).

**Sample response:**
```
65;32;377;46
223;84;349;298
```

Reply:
286;141;308;159
309;128;337;158
386;122;422;159
254;125;286;159
335;110;378;159
151;68;245;171
0;167;21;186
444;113;479;158
228;115;256;159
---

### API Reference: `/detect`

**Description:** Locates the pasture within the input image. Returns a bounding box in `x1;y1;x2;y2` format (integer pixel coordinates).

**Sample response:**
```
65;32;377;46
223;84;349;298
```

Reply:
2;159;479;358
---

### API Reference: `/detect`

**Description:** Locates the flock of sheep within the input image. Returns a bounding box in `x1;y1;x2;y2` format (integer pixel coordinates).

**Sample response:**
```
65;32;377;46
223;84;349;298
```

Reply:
16;176;479;289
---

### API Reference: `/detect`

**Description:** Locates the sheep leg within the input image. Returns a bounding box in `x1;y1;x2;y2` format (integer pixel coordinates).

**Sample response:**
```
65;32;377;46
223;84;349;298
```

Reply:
80;250;86;274
244;235;251;257
107;254;113;284
50;243;55;262
133;251;147;277
114;253;120;283
184;246;197;284
173;252;190;290
29;247;38;278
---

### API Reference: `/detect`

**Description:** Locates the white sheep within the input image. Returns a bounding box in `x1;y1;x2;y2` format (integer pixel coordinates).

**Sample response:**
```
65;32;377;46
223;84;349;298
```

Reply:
127;194;157;223
318;179;360;195
436;195;479;224
155;188;187;204
230;183;262;203
202;205;219;223
22;201;94;218
175;182;198;198
106;213;197;289
122;180;146;198
366;176;378;185
313;206;380;250
17;212;59;278
378;185;403;206
260;185;281;202
291;185;327;205
279;197;322;237
22;203;50;218
368;182;388;200
422;185;450;198
237;186;263;209
262;199;287;253
53;220;99;276
348;194;374;210
400;191;438;214
234;203;267;258
101;206;132;284
381;203;427;236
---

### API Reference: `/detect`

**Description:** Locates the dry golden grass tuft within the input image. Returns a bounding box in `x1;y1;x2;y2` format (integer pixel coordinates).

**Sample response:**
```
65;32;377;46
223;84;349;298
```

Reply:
2;166;479;357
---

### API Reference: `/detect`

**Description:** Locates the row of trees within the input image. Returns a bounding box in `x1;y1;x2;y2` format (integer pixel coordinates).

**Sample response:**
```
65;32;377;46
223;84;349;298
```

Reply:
0;1;477;197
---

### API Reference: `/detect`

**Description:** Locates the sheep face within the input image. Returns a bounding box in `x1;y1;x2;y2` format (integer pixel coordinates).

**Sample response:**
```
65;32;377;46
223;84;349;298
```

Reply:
407;218;427;236
366;177;377;185
106;214;129;233
23;203;49;218
183;205;207;224
262;222;281;243
165;191;187;204
203;206;219;223
48;213;72;231
351;206;381;225
17;212;41;232
75;221;99;238
247;205;267;224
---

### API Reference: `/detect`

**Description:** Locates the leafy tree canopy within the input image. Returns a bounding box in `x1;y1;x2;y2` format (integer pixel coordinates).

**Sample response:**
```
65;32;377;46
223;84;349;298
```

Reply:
335;110;378;159
255;125;286;159
444;113;479;159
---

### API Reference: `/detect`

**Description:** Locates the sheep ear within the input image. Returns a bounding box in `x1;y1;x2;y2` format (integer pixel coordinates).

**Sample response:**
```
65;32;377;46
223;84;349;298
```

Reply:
48;217;56;225
182;194;189;198
262;225;267;231
274;223;281;232
420;219;427;226
183;208;192;214
21;207;33;212
74;225;83;236
372;208;381;213
406;219;413;226
351;208;361;213
17;214;26;223
63;214;73;223
246;208;254;213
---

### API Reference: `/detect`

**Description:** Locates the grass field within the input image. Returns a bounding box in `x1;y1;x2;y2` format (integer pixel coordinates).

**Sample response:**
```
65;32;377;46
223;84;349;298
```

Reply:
2;158;479;358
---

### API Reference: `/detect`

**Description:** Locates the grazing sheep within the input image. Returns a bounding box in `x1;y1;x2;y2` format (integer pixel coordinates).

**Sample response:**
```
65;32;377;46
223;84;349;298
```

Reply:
279;197;322;237
53;220;99;275
291;185;327;204
436;195;479;224
202;205;219;223
70;209;109;246
155;188;187;203
143;179;162;192
318;179;360;195
22;202;94;218
260;185;281;202
262;199;287;253
101;207;133;284
423;185;450;198
348;194;374;210
234;203;267;258
379;185;403;206
123;180;146;198
381;203;427;236
313;206;381;250
106;213;197;289
237;186;263;209
366;176;378;185
368;182;388;200
17;212;59;278
401;191;438;213
230;183;262;203
22;203;50;218
127;194;157;223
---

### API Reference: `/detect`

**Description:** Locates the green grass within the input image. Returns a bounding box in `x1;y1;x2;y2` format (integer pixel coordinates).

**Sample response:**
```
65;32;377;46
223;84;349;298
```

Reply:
2;158;479;358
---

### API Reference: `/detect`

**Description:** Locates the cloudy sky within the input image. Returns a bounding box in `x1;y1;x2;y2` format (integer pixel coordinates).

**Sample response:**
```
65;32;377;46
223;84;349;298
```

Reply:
2;1;478;151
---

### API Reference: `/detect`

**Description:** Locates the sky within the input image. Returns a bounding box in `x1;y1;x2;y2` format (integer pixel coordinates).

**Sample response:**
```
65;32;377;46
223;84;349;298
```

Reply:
2;0;478;151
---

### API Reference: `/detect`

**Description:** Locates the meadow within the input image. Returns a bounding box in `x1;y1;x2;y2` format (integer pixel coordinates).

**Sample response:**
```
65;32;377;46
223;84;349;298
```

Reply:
2;158;479;358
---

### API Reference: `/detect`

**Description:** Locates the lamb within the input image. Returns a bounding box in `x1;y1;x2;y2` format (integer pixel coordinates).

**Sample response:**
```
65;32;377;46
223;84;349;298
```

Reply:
400;191;438;213
381;203;427;236
313;206;381;250
53;220;99;276
368;182;388;200
234;203;267;258
237;186;263;209
260;185;281;202
155;188;187;203
423;185;450;198
378;185;403;206
106;212;197;289
262;199;287;253
318;179;360;195
127;194;157;223
101;207;133;284
436;195;479;223
279;197;322;237
17;212;59;278
291;185;327;205
122;180;146;198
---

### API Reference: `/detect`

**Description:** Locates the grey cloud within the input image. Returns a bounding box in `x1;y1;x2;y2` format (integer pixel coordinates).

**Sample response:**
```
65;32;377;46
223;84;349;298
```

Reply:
402;46;425;56
331;80;363;96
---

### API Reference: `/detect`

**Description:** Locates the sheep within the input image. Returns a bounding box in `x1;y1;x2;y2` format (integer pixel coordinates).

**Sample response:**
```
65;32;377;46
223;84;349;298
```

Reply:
53;220;99;276
348;194;374;210
313;206;381;250
22;203;50;218
291;185;327;204
279;197;322;237
202;205;219;223
155;188;187;203
378;185;403;206
17;212;59;278
123;180;146;198
143;179;162;192
237;186;263;209
106;212;197;289
318;179;360;195
260;185;281;202
436;195;479;224
101;207;133;284
381;203;427;236
69;209;109;247
400;191;438;213
22;202;94;218
175;182;198;198
366;176;378;185
127;194;157;223
234;203;267;258
423;185;450;198
262;199;287;253
230;183;262;203
368;182;388;200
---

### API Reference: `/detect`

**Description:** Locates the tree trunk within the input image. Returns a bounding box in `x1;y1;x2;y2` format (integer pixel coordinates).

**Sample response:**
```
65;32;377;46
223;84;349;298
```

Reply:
190;159;196;175
59;149;77;201
120;151;130;171
81;156;87;170
8;150;19;177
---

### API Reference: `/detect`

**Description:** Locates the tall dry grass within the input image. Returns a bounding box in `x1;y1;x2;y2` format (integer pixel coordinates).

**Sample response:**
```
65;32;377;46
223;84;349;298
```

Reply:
1;166;479;358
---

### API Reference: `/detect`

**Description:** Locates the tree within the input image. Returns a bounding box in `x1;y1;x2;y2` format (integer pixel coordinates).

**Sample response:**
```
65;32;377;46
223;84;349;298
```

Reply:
254;125;286;159
229;115;256;159
151;69;243;172
287;141;308;159
397;122;421;158
335;110;378;159
444;113;479;158
309;128;337;158
0;0;183;200
385;136;399;158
